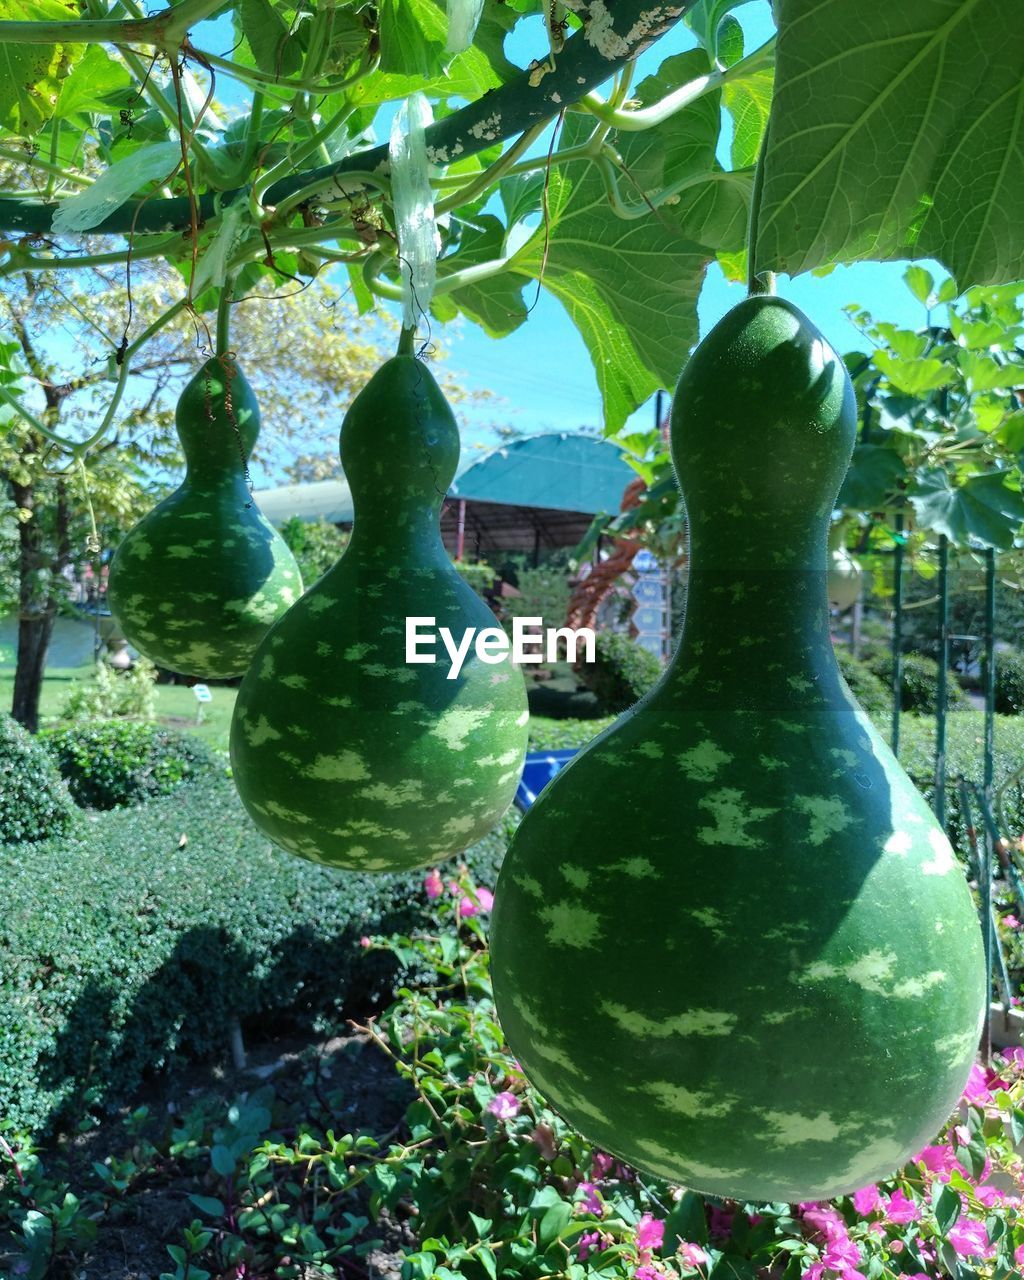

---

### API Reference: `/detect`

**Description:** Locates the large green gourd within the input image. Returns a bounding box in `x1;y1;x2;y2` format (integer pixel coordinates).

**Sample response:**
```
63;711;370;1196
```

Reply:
229;352;528;871
107;357;302;678
490;297;986;1203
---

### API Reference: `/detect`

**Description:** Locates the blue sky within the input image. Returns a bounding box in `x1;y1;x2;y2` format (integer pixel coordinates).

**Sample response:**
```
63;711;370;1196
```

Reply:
195;3;950;467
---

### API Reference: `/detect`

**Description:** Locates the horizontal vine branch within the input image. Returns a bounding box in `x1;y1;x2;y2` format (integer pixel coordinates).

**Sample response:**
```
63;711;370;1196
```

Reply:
0;0;693;237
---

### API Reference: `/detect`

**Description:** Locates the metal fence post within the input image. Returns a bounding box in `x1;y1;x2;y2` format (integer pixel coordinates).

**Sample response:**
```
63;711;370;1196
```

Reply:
934;535;949;826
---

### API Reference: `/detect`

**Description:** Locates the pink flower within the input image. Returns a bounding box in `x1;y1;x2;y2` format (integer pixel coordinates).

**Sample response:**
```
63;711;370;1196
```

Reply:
973;1183;1002;1206
961;1063;993;1105
946;1218;993;1259
359;936;371;948
577;1181;603;1215
882;1189;921;1224
822;1236;863;1270
592;1151;614;1180
707;1204;733;1240
487;1091;520;1120
424;868;443;899
803;1267;826;1280
635;1213;665;1254
800;1203;848;1241
1003;914;1021;929
1015;1243;1024;1266
913;1143;965;1180
634;1266;661;1280
897;1273;932;1279
458;885;494;916
577;1231;602;1260
677;1242;707;1268
851;1184;880;1215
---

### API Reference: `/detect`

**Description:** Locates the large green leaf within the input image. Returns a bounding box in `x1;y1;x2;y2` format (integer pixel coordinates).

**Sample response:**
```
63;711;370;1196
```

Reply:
873;350;954;396
352;0;501;105
239;0;303;79
0;0;71;130
837;443;907;511
434;214;529;337
908;469;1024;549
53;45;130;120
755;0;1024;287
508;165;711;431
723;64;773;169
502;51;757;430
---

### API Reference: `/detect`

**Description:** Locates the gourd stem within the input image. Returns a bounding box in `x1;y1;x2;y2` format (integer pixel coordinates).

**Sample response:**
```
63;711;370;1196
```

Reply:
397;326;417;357
745;130;775;297
215;280;234;356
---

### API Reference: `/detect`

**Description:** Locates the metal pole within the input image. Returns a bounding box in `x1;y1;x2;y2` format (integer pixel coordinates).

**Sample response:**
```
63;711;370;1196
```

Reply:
934;535;949;826
890;517;904;755
960;782;993;1064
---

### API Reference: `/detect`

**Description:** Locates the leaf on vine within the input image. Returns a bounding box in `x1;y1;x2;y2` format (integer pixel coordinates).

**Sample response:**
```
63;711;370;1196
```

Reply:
908;469;1024;550
0;0;72;131
873;350;954;397
378;0;446;77
52;45;131;120
354;0;506;105
503;67;746;429
755;0;1024;287
51;140;180;233
837;443;907;510
239;0;303;79
957;350;1019;394
722;63;773;169
434;214;529;337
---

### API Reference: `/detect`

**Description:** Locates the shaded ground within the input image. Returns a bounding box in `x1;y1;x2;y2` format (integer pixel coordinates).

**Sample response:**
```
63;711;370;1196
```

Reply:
2;1024;415;1280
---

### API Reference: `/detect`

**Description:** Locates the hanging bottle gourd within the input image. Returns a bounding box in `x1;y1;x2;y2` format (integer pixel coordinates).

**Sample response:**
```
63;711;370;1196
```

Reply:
489;296;985;1203
107;357;302;678
229;333;529;871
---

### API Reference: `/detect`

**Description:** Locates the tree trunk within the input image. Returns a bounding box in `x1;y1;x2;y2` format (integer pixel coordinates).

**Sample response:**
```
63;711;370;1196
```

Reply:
10;477;71;732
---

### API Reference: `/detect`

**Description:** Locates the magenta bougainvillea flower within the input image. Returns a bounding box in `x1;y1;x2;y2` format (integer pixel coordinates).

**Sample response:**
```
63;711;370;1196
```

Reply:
486;1091;519;1120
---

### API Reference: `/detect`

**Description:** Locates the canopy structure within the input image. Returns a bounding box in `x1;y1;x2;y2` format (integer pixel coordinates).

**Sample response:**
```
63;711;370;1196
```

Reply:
254;432;636;559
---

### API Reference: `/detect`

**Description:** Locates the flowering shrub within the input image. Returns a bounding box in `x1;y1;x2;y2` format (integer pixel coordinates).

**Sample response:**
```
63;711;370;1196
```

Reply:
2;866;1024;1279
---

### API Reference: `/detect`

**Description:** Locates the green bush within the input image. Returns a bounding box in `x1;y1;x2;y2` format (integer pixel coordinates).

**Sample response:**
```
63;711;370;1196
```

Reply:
529;715;615;750
863;646;968;713
0;713;76;844
58;657;158;722
0;777;517;1135
40;720;221;809
578;631;662;714
834;647;892;719
993;647;1024;715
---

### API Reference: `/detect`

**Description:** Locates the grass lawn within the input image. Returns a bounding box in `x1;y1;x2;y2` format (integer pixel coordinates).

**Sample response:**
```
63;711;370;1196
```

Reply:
0;662;238;750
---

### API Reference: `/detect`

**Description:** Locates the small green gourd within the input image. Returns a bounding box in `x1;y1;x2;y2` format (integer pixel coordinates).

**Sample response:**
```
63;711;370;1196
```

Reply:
489;296;985;1203
107;357;302;678
229;347;528;872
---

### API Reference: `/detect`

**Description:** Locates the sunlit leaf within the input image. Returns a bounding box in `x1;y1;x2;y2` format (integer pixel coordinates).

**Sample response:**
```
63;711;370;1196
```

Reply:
873;350;954;397
908;469;1024;549
755;0;1024;286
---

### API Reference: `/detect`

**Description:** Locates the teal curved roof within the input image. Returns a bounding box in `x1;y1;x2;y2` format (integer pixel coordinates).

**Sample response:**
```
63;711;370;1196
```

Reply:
254;431;634;526
451;433;633;513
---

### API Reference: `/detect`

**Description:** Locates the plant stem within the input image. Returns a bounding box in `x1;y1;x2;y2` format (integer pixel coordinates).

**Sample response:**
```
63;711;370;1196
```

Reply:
745;130;774;297
434;122;549;216
0;0;698;236
581;36;776;132
0;145;92;186
215;280;233;355
0;0;228;49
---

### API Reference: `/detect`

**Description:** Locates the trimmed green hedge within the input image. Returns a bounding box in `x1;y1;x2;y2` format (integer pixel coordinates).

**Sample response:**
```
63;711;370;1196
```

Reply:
40;720;222;809
0;778;514;1135
834;649;891;720
0;713;76;844
993;648;1024;715
863;647;969;713
578;632;662;715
